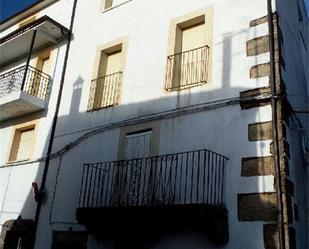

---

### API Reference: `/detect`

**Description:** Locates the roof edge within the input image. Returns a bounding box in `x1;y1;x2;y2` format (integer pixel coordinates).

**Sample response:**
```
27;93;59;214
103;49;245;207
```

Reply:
0;0;59;31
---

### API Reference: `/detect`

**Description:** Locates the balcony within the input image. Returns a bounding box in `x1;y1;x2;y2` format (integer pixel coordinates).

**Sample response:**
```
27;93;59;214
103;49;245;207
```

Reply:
165;45;209;91
87;72;122;111
76;149;229;243
0;65;51;120
0;16;70;67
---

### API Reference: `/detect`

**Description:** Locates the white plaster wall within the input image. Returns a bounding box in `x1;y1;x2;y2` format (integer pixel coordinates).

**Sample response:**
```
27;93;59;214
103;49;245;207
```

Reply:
55;0;270;136
32;0;279;248
1;0;292;248
35;105;275;249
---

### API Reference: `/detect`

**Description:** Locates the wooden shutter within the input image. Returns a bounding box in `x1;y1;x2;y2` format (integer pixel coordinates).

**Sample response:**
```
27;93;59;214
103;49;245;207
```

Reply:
125;130;152;160
15;128;35;161
181;23;205;51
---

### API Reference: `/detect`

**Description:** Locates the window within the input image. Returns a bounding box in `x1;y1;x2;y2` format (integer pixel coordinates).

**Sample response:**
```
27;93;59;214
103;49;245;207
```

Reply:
89;39;128;111
26;50;51;99
165;7;213;91
114;129;153;205
118;122;160;160
8;125;36;162
114;123;160;205
90;47;122;109
125;129;152;159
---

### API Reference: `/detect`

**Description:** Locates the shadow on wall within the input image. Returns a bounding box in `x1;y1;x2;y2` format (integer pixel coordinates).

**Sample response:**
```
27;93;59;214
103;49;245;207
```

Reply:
0;29;277;249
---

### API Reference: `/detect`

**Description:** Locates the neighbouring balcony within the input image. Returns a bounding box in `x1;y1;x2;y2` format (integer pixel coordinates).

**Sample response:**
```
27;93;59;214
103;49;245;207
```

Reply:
0;16;70;67
0;65;51;120
165;45;209;91
76;149;229;243
87;72;122;110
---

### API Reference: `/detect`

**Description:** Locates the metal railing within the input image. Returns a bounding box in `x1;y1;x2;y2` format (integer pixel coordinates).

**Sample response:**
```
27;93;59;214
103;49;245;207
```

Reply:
0;65;51;100
165;45;209;91
79;149;228;209
88;72;122;110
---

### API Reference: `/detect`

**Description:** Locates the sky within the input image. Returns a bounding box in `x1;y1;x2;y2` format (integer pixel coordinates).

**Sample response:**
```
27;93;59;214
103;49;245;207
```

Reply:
0;0;309;22
0;0;40;22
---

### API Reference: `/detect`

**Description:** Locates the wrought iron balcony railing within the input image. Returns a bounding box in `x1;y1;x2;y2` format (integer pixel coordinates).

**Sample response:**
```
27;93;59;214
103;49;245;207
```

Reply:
88;72;122;111
79;149;228;209
165;45;209;91
0;65;51;100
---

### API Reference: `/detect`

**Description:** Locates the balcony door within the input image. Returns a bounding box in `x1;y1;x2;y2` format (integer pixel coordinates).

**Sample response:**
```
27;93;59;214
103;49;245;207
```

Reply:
94;49;122;108
172;22;206;88
29;54;50;98
125;130;151;160
124;130;152;205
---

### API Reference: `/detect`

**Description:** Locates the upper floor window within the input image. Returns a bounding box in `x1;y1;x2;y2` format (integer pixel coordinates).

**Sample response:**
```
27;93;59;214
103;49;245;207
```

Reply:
88;41;127;111
27;49;51;98
8;122;37;162
165;7;213;91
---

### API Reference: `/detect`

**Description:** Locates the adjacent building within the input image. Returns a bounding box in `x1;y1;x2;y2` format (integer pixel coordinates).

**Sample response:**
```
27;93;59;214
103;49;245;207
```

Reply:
0;0;308;249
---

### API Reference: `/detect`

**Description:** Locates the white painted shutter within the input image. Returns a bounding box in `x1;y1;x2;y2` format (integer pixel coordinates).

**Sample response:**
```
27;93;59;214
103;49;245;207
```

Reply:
106;50;122;75
16;128;34;160
125;130;152;160
181;23;205;51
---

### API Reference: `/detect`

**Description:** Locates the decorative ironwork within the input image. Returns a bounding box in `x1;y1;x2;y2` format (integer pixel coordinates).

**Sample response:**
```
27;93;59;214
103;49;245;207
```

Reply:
0;65;51;100
79;149;228;208
88;71;122;110
165;45;210;91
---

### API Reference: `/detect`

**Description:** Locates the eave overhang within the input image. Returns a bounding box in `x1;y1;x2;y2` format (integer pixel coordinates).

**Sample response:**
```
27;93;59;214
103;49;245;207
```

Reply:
0;16;70;67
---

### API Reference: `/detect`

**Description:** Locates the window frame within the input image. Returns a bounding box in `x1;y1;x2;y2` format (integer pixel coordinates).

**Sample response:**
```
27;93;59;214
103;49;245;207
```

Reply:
88;37;128;111
165;6;214;91
118;122;160;160
7;120;38;163
125;129;153;160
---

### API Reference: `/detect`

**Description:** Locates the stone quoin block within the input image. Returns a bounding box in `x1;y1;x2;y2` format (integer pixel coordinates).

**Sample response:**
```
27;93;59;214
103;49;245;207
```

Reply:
248;121;273;141
250;15;268;27
247;35;270;56
241;156;275;176
263;224;280;249
250;63;270;78
239;87;271;109
238;193;278;221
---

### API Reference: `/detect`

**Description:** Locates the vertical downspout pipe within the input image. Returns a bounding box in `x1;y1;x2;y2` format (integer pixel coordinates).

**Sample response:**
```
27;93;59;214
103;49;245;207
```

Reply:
33;0;78;234
267;0;285;248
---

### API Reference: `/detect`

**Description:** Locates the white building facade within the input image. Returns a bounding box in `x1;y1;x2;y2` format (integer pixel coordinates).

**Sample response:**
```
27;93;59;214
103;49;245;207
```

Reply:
0;0;308;249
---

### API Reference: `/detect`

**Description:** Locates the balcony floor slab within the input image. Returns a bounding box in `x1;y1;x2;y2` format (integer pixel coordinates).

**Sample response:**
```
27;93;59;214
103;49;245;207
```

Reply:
76;204;228;244
0;91;47;121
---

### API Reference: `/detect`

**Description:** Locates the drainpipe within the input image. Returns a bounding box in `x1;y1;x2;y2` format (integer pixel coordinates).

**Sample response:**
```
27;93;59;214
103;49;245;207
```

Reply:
267;0;285;248
33;0;78;239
